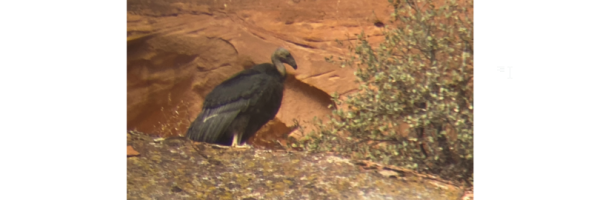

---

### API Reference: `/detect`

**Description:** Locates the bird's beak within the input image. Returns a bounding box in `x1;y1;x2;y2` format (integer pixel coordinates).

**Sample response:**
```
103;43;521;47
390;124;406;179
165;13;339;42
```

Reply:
286;56;298;70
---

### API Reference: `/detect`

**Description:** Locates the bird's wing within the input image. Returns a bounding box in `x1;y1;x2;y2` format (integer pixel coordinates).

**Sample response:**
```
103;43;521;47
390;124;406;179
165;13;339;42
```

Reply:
202;68;268;108
186;68;270;143
186;98;249;142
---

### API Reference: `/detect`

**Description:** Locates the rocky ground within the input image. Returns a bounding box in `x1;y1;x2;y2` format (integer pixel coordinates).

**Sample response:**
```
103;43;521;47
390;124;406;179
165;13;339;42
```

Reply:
127;131;470;200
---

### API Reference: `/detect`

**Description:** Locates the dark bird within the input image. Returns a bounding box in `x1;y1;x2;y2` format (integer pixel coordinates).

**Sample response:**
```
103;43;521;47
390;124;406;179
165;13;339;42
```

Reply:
186;47;297;148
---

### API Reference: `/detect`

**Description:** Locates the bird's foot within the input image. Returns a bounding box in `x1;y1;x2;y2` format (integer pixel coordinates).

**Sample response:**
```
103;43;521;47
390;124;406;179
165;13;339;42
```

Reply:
231;142;252;149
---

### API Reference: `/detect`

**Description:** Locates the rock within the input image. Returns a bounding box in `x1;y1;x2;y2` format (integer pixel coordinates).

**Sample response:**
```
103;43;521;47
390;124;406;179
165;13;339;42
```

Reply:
127;145;140;157
127;131;467;199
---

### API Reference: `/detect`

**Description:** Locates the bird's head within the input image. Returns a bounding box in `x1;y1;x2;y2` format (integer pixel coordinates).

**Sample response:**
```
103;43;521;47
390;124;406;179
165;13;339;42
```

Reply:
272;48;297;76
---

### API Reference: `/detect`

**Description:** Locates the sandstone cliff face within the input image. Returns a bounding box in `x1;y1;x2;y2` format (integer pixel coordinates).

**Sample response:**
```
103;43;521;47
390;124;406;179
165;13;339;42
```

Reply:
127;0;393;145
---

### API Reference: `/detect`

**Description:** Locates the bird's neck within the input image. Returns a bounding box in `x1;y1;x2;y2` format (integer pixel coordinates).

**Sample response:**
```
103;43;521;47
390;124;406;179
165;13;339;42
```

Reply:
271;56;286;77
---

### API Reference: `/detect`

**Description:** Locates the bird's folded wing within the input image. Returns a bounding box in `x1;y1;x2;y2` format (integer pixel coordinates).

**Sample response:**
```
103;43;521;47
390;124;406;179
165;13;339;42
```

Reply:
187;99;249;142
202;69;267;109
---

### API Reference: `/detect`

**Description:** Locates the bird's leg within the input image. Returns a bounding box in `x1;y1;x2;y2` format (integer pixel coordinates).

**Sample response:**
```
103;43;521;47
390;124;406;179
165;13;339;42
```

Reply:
231;132;240;147
231;131;251;149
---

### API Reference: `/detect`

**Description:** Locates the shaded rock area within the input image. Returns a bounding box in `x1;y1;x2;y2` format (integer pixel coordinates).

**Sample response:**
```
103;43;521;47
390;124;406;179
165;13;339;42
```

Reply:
127;131;468;199
127;0;394;142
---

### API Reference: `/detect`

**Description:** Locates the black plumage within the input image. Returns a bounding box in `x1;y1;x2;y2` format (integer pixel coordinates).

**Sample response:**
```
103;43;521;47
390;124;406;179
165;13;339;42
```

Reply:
186;48;297;147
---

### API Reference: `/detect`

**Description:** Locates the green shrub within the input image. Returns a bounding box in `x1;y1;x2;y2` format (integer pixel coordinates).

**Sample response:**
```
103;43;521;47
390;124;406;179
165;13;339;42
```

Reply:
292;0;473;185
